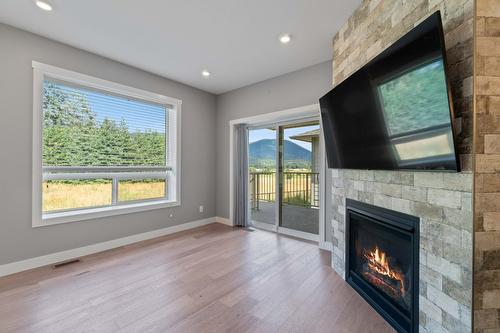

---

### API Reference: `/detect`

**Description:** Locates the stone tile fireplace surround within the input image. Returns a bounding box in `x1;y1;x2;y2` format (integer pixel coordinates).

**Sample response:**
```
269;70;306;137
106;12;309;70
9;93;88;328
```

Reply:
331;170;473;332
330;1;474;332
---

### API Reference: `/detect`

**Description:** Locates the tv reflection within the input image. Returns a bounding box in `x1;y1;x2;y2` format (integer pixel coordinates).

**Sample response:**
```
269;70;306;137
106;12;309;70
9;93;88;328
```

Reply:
375;58;455;169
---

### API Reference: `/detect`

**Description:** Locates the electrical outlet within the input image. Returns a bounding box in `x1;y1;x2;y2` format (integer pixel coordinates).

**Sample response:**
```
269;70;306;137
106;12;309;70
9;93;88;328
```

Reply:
199;205;204;213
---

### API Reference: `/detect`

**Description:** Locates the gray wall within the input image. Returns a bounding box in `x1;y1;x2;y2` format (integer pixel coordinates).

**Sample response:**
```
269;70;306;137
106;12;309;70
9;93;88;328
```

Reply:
215;61;333;242
0;23;217;265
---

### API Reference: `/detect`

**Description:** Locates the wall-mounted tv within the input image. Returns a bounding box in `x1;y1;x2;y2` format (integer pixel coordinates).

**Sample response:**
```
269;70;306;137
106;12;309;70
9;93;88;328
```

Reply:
320;11;460;172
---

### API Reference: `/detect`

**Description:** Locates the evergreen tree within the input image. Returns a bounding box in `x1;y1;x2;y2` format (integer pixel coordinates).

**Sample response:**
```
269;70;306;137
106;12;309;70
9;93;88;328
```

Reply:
42;82;166;167
43;82;96;127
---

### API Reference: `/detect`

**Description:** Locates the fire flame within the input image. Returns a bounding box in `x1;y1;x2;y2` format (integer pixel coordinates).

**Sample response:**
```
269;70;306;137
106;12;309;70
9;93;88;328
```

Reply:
364;246;405;296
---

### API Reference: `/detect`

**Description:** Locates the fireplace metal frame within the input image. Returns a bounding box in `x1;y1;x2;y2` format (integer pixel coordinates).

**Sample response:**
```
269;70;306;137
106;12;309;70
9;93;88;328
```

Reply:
345;199;419;333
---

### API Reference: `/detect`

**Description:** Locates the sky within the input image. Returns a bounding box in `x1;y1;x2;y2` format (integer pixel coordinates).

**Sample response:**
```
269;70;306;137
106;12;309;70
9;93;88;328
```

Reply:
49;81;167;133
87;90;167;133
249;125;320;151
48;81;319;143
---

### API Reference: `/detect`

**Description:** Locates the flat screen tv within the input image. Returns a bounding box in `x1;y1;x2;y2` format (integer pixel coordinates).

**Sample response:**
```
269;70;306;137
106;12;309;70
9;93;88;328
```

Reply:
320;11;460;171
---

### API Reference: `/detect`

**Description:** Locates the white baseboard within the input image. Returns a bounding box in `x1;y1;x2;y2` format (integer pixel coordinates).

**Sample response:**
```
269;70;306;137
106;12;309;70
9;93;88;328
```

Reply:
319;241;333;251
0;217;216;278
215;216;233;226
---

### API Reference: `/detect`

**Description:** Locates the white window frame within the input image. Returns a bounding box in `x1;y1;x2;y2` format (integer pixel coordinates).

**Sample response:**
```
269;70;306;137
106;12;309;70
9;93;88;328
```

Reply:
32;61;182;227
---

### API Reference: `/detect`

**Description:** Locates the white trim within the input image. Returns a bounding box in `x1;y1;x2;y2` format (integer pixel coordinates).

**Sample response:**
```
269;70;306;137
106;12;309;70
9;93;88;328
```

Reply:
229;103;319;128
31;61;182;106
39;200;180;227
229;104;324;244
43;166;172;172
0;217;215;277
32;62;182;227
215;216;233;226
278;227;320;242
319;241;333;252
43;171;169;181
32;65;44;227
229;104;320;228
166;105;181;205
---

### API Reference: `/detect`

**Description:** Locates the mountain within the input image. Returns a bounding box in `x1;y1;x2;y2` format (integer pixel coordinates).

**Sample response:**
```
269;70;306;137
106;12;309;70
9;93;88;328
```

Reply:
249;139;311;167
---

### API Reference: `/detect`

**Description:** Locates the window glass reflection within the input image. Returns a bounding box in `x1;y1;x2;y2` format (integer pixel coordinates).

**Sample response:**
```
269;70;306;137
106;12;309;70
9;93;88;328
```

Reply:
394;132;453;161
378;59;450;136
377;58;455;165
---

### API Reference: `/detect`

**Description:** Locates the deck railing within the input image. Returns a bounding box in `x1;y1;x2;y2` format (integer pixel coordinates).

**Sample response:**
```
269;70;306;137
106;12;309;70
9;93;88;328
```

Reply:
249;172;319;210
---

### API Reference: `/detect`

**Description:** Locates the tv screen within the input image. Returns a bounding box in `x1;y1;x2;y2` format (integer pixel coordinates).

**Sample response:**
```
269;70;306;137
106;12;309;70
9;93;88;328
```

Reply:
320;11;460;171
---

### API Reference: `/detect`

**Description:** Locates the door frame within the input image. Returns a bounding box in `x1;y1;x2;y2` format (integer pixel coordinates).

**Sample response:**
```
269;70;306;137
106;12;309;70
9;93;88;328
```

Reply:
229;104;328;247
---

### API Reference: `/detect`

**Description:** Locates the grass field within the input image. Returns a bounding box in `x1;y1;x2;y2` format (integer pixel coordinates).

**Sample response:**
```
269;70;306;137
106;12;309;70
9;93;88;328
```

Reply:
42;180;166;212
43;172;315;213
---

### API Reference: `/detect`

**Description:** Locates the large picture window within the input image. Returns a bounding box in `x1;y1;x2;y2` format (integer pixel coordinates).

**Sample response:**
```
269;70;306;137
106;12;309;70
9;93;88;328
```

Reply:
32;62;181;226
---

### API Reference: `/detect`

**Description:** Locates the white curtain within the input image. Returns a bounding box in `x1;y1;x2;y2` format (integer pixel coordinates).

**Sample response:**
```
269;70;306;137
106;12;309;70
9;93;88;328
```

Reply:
234;124;249;227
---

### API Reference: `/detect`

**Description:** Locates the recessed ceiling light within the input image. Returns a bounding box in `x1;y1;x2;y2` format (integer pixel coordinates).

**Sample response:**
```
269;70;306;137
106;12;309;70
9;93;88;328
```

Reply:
36;0;53;11
201;70;211;77
279;34;291;44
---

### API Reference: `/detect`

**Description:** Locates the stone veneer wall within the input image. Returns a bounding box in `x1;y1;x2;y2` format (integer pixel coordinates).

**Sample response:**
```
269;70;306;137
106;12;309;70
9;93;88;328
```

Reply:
474;1;500;332
331;170;473;332
330;1;474;332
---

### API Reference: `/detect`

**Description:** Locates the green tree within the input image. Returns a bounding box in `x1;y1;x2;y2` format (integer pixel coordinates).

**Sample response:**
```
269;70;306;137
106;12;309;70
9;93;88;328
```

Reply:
378;60;450;135
43;82;96;127
42;82;166;167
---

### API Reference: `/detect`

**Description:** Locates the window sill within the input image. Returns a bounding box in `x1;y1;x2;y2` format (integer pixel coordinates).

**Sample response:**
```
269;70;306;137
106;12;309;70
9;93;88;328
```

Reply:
33;200;180;228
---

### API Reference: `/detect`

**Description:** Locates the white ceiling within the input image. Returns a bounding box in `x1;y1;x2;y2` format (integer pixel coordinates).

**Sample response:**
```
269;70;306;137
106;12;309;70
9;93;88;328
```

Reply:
0;0;361;94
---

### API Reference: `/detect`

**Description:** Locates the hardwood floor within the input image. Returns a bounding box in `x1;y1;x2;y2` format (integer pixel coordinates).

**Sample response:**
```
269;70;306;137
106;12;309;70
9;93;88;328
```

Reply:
0;223;394;333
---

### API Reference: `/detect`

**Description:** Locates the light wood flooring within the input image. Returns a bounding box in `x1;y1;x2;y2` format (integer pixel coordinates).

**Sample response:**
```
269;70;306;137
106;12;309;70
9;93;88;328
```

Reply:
0;223;394;333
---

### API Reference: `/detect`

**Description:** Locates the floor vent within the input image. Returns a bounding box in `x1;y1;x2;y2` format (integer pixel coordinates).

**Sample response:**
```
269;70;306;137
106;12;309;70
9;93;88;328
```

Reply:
53;259;81;268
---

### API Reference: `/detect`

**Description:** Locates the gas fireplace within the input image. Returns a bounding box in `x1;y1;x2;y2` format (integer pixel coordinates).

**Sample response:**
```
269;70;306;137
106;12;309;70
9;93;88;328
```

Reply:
345;199;419;333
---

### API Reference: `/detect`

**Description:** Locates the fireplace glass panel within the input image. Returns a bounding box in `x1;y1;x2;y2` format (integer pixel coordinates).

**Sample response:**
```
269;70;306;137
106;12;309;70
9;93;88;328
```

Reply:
349;211;413;317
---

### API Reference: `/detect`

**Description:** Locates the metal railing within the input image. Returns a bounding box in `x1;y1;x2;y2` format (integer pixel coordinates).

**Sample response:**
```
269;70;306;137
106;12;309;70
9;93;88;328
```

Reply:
249;172;319;210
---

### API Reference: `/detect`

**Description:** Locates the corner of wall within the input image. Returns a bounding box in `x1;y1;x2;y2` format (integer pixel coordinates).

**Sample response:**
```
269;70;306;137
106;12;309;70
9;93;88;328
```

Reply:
473;1;500;332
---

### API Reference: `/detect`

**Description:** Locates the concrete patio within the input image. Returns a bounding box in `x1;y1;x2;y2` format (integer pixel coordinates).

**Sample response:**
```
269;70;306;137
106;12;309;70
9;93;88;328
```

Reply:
250;201;319;235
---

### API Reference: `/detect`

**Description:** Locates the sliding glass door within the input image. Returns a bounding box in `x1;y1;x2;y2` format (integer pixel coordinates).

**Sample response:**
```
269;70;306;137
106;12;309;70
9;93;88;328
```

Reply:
248;120;320;239
279;122;320;235
248;127;277;229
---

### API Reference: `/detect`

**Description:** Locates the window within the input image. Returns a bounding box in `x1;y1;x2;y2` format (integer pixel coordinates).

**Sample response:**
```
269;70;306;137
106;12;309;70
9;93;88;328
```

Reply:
32;62;181;226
